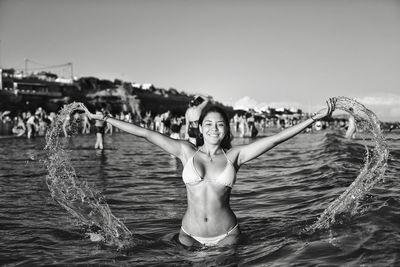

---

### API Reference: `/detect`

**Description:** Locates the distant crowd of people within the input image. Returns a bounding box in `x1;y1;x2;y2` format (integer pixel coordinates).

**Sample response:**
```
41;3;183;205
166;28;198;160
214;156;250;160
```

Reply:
1;98;398;145
231;112;361;138
0;107;56;139
0;106;186;141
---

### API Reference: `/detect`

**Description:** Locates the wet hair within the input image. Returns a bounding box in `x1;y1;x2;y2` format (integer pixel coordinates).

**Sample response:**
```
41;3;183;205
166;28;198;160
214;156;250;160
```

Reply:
196;105;232;149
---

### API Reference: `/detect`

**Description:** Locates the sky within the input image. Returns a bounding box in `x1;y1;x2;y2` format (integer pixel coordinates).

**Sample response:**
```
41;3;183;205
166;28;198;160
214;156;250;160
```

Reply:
1;0;399;121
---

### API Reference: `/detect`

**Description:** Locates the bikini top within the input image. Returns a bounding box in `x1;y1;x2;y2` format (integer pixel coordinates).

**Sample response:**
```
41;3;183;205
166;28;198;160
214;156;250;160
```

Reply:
182;149;237;188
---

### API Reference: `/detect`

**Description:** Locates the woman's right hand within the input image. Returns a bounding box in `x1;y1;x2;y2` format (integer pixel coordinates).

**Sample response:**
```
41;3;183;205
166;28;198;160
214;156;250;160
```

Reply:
80;104;103;121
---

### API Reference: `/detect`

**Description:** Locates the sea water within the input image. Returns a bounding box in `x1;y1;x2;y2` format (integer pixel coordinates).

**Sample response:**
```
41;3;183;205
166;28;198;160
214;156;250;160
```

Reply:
0;97;398;266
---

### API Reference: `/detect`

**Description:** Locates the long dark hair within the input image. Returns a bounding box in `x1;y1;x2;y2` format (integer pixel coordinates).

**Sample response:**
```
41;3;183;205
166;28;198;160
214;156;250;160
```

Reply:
196;105;232;149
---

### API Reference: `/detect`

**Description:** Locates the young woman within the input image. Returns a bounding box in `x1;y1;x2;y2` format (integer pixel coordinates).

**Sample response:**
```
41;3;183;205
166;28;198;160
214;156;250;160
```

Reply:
84;98;336;247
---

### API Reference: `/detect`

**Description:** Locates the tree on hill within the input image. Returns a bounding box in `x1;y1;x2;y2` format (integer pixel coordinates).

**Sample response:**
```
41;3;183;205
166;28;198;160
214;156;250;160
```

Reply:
76;77;115;93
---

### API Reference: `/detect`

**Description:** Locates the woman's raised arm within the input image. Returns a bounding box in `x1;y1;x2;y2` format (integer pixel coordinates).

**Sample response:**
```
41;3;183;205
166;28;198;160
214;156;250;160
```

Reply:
235;98;336;166
84;107;186;158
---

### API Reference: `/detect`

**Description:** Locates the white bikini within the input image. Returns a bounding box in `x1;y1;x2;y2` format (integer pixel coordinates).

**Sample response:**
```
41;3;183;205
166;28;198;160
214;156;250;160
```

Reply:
181;149;238;246
180;224;239;247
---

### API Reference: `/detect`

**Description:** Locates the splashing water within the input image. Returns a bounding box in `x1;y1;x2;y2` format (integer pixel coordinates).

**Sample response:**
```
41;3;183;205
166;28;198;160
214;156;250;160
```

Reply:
44;102;133;247
310;96;389;230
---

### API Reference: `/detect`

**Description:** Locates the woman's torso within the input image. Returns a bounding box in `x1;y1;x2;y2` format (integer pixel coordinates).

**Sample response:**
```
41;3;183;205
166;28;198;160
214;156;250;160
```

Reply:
180;147;238;237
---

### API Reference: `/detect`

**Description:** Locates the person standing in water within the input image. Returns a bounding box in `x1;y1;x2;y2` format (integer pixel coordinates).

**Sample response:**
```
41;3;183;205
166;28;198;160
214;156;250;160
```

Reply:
84;98;336;247
82;113;91;134
185;95;210;145
94;107;106;149
26;111;38;139
12;114;26;137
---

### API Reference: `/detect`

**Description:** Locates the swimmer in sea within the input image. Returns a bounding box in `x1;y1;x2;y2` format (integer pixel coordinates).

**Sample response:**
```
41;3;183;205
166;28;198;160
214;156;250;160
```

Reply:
12;115;26;137
94;107;106;150
84;97;336;247
185;95;209;145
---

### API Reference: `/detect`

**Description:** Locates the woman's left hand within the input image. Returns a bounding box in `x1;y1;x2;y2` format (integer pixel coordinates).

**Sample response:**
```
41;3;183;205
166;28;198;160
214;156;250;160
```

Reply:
312;97;337;121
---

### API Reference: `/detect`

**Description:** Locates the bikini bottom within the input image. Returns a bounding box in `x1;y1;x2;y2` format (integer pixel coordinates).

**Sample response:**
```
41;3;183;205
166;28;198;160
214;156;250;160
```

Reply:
180;224;238;246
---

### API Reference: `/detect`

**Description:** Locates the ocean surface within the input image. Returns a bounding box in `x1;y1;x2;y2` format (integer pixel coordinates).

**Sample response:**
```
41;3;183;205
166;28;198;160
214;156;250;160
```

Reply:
1;129;399;266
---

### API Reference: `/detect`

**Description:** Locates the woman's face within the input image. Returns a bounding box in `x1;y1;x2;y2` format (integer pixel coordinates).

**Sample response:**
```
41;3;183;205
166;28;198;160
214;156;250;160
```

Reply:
200;112;227;145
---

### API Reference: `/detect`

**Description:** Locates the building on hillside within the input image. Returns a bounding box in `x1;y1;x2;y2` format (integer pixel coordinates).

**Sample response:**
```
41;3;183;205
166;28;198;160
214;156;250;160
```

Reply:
37;71;58;82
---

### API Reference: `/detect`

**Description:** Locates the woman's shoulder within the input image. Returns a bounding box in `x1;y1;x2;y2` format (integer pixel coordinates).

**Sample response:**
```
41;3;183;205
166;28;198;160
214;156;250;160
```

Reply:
225;146;239;153
224;146;240;159
180;141;198;160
